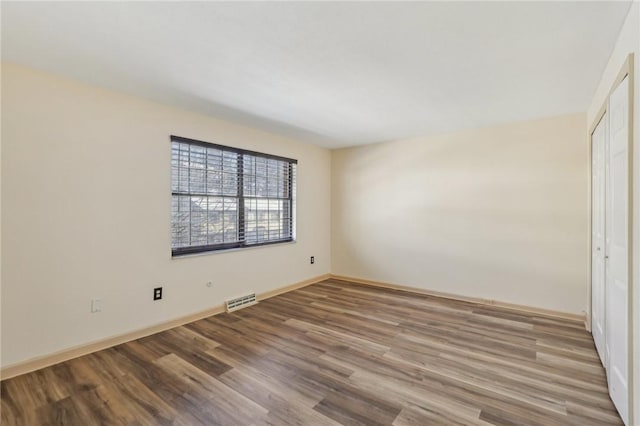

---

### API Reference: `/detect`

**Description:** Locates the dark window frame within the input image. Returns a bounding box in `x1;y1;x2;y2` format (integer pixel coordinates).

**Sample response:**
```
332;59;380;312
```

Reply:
171;135;297;257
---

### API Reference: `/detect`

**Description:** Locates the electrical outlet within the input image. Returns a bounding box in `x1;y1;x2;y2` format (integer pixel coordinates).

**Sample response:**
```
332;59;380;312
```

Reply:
310;256;315;264
91;299;102;313
153;287;163;301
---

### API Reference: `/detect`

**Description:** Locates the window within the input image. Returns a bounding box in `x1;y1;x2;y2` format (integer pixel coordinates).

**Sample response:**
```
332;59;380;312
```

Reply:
171;135;296;256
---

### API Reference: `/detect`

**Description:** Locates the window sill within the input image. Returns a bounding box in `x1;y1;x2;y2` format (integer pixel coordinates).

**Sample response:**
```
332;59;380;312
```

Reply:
171;239;297;259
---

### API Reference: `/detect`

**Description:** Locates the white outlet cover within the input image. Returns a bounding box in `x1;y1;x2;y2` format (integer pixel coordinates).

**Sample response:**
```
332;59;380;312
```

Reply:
91;299;102;313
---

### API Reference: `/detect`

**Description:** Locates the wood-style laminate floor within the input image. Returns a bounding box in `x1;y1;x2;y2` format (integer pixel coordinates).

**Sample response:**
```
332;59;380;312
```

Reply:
1;279;622;426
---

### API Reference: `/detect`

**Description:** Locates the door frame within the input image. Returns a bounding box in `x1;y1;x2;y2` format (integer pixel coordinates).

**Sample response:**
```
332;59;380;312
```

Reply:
589;110;607;363
587;52;634;425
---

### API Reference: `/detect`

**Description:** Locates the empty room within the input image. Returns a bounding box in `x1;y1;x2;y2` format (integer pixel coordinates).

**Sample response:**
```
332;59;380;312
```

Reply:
1;1;639;425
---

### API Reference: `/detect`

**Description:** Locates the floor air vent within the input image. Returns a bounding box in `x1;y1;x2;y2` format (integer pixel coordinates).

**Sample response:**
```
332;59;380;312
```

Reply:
226;293;257;312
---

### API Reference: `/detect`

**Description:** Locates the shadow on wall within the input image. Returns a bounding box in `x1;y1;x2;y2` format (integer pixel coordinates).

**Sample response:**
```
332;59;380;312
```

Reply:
332;114;588;313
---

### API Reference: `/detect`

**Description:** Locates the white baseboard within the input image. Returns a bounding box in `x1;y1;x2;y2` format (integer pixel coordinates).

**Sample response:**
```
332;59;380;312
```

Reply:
330;274;586;324
0;273;331;380
2;272;586;380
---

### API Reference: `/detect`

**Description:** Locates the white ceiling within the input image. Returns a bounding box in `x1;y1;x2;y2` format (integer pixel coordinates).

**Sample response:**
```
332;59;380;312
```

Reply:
1;1;632;148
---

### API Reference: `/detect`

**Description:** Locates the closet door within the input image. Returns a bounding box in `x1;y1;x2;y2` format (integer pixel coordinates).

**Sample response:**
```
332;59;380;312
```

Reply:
591;114;607;364
606;75;629;425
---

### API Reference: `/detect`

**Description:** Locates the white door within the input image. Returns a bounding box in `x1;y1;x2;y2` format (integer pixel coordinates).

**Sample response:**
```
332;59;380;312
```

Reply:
605;75;629;425
591;114;607;363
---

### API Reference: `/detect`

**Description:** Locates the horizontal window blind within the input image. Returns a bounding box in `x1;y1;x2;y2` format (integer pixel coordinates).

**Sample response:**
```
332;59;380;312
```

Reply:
171;135;297;256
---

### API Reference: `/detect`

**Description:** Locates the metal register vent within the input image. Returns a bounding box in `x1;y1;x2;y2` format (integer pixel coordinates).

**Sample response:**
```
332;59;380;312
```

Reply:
225;293;257;312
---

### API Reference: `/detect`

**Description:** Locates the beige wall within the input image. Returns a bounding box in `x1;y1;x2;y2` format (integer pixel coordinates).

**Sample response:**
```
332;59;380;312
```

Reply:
332;113;588;314
587;3;640;421
0;63;331;368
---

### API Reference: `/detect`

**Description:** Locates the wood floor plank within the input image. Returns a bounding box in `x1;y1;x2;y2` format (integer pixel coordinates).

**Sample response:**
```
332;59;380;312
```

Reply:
393;402;491;426
313;381;401;426
155;353;268;425
1;279;623;425
347;369;482;423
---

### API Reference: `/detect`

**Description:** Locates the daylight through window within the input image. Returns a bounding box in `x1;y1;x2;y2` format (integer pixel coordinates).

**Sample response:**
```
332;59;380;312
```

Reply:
171;136;296;256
